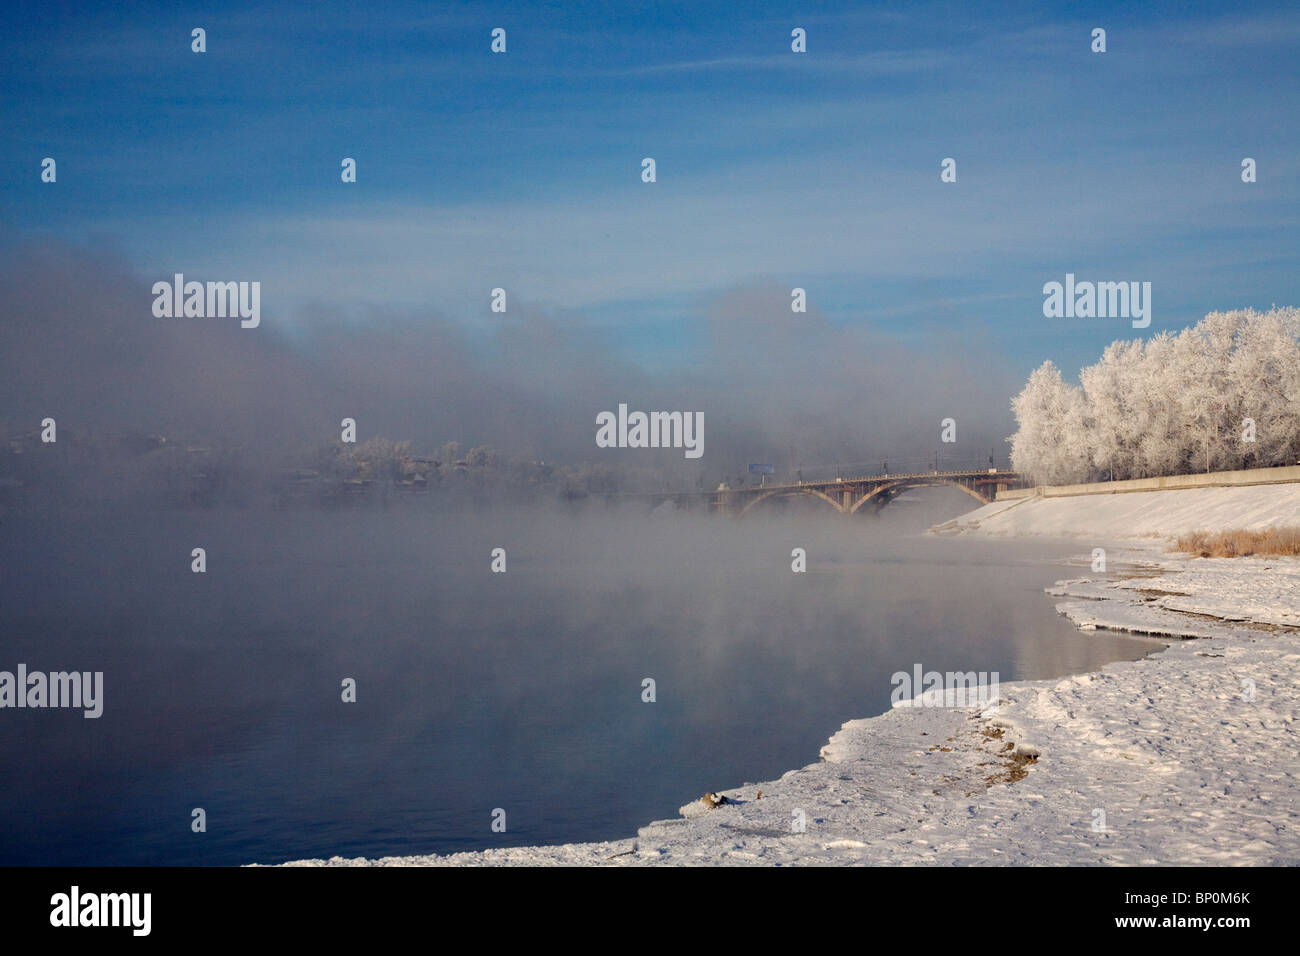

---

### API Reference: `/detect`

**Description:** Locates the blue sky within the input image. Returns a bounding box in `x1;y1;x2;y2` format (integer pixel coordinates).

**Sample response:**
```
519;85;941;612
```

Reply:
3;0;1298;381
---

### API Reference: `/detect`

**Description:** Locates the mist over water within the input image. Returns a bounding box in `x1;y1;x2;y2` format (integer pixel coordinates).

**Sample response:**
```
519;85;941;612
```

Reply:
0;488;1156;865
0;238;1098;866
0;242;1018;480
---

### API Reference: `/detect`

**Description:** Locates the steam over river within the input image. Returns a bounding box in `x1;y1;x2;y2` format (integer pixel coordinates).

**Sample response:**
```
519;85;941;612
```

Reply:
0;491;1156;865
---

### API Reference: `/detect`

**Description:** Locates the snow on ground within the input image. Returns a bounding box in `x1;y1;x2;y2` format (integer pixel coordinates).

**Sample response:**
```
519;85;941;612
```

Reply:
273;493;1300;867
1051;554;1300;632
933;482;1300;540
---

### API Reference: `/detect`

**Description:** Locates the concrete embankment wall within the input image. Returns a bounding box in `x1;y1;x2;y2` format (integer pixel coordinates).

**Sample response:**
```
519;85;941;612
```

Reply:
996;464;1300;501
940;465;1300;540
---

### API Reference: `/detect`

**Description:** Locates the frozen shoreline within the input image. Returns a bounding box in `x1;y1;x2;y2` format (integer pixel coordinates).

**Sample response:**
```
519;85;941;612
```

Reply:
931;481;1300;540
274;530;1300;866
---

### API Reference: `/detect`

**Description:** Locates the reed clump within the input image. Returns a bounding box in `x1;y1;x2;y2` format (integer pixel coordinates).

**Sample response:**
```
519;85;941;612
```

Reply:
1173;527;1300;558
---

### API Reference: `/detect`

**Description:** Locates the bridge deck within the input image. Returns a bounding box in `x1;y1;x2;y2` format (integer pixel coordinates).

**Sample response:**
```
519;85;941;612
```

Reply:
735;470;1016;493
616;470;1020;499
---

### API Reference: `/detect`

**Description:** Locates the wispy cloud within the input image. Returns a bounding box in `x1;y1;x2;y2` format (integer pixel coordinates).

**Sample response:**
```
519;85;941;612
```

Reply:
598;49;955;77
1168;11;1300;47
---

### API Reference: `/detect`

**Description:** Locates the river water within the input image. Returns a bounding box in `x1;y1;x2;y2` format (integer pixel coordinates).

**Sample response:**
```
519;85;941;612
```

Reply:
0;491;1157;865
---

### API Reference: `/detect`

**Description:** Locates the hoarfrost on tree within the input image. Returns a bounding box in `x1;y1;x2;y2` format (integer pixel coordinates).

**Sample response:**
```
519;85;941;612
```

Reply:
1008;307;1300;485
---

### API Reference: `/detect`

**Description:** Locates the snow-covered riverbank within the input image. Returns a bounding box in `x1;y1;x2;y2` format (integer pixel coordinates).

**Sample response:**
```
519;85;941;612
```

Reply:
932;482;1300;540
272;543;1300;866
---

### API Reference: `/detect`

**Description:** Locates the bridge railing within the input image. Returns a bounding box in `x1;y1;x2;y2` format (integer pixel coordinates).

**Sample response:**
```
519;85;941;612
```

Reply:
757;457;1014;486
607;463;1024;497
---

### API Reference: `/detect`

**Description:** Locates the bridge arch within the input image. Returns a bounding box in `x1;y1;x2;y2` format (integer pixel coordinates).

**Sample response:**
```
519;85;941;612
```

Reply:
737;487;845;517
848;478;991;514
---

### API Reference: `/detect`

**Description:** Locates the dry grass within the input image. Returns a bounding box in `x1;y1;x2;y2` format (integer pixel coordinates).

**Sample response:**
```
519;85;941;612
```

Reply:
1173;527;1300;558
991;750;1039;786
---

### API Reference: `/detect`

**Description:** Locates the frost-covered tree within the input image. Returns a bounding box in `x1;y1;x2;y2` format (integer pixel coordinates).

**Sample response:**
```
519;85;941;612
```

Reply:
1179;310;1239;473
1080;340;1144;480
1007;307;1300;485
1131;332;1183;478
1227;308;1300;468
1008;361;1091;485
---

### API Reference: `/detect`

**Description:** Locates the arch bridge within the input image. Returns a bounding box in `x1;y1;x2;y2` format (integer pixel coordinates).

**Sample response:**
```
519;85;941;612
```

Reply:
628;470;1022;517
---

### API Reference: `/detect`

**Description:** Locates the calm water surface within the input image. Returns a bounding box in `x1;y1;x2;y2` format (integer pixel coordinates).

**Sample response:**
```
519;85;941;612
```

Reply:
0;493;1158;864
